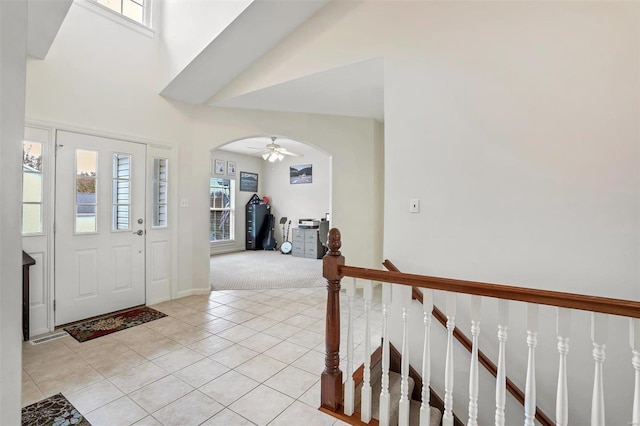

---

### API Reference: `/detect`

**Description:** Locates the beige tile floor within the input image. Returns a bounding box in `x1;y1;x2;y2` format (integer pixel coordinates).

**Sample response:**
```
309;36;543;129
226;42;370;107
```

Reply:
22;286;382;426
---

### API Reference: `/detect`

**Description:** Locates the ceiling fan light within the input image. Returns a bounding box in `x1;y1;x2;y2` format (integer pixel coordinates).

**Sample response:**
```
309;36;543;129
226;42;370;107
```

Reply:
277;153;285;161
261;153;270;160
268;152;278;162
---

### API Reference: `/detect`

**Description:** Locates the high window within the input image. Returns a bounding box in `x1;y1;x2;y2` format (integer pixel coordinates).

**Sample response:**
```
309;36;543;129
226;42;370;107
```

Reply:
22;141;43;235
90;0;150;27
210;178;234;242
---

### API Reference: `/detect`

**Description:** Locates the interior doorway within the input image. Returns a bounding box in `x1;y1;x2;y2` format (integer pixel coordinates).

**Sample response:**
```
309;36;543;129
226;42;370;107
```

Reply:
209;135;332;289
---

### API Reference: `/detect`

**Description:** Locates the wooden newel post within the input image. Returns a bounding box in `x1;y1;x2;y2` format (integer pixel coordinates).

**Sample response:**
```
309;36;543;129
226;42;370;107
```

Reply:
321;228;344;411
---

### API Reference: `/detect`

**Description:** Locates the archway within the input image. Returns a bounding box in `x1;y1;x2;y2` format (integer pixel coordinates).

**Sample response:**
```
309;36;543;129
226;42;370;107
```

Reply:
209;135;332;290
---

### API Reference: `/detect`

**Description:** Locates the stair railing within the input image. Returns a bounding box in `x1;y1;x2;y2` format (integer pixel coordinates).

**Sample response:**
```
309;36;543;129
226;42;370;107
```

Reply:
321;228;640;426
383;259;553;426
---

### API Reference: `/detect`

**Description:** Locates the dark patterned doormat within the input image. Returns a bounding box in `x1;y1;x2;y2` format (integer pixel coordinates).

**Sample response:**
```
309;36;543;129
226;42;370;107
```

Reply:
63;306;167;343
22;393;91;426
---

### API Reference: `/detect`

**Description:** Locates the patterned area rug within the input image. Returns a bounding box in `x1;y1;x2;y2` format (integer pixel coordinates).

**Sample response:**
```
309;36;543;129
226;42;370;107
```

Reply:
22;393;90;426
63;307;167;343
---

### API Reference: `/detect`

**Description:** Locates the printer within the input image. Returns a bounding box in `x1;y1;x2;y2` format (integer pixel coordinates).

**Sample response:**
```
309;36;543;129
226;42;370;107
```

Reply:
298;219;320;229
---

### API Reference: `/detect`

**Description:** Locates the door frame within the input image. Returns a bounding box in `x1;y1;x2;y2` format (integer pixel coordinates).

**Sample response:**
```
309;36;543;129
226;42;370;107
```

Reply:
24;120;178;335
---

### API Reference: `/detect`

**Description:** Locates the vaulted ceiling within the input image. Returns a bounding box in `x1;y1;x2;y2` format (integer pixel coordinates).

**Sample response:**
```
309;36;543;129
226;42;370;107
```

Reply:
160;0;384;122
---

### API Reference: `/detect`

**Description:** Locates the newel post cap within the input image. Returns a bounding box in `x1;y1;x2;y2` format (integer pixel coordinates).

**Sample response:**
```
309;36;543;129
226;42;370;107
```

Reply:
323;228;344;281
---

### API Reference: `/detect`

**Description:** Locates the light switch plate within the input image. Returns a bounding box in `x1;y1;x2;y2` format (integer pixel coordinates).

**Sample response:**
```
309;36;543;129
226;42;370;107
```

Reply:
410;198;420;213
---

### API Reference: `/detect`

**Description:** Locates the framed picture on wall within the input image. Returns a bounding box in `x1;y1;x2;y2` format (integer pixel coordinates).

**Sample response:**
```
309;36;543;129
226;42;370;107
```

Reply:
290;164;312;184
214;159;225;175
239;171;258;192
227;161;236;176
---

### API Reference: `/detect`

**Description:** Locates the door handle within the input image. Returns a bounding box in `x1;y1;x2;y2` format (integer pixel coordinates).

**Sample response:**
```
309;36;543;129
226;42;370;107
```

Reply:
133;230;144;236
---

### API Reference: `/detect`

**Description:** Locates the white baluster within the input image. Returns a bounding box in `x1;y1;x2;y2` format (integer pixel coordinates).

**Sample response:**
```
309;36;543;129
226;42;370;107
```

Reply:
343;278;356;416
378;283;392;426
468;296;481;426
442;292;456;426
360;281;373;423
591;313;608;426
399;296;410;426
495;300;509;426
556;308;571;426
631;318;640;426
634;351;640;426
524;304;538;426
420;289;434;426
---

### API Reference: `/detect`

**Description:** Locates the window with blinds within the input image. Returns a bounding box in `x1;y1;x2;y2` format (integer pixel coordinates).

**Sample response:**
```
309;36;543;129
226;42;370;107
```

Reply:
112;153;131;231
210;178;234;242
152;158;168;227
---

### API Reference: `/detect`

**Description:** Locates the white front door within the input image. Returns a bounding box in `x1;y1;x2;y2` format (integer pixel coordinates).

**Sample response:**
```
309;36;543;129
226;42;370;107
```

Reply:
54;130;146;325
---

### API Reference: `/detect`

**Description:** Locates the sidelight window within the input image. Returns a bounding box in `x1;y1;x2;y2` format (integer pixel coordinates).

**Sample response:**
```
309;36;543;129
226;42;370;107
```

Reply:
22;141;43;235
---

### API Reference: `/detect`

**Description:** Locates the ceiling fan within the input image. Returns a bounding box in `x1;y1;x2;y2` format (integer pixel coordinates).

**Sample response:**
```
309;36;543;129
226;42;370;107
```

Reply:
250;137;302;162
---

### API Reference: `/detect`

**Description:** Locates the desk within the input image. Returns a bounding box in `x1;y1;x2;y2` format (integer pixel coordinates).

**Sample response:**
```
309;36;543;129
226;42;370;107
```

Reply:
22;251;35;341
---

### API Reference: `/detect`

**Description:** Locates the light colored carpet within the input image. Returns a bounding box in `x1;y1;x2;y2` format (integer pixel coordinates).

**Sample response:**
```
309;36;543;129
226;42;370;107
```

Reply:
210;250;326;290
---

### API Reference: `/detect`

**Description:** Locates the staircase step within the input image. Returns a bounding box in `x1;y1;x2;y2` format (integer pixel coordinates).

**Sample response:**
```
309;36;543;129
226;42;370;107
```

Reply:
356;370;415;425
409;399;442;426
353;359;443;425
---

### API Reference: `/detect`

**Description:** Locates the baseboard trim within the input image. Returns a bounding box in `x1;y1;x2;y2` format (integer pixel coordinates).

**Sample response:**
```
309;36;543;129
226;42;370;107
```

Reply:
175;288;210;299
146;296;171;306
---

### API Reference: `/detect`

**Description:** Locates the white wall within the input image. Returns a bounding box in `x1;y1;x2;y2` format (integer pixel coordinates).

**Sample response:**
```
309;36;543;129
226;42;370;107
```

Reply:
1;1;28;423
208;150;264;255
262;143;331;246
25;2;192;142
207;2;640;424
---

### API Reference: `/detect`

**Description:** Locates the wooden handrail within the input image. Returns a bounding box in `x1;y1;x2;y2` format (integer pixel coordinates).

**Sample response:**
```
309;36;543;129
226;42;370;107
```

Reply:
321;227;640;422
339;264;640;318
383;259;554;426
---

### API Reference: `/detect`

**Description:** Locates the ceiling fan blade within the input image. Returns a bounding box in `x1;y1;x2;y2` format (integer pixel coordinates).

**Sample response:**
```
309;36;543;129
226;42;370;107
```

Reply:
248;146;267;150
280;150;302;157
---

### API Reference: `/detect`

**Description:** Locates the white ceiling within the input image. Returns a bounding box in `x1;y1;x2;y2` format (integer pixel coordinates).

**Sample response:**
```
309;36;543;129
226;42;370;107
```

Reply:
211;58;384;121
159;0;384;121
160;0;330;104
27;0;73;59
216;136;313;157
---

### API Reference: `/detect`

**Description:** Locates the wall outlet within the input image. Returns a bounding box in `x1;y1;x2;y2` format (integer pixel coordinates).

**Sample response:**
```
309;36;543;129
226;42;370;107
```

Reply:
410;198;420;213
180;199;189;208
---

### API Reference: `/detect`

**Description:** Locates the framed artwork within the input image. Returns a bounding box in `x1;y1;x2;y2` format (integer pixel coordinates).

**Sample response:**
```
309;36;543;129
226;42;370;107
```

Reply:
214;159;225;175
290;164;312;184
239;171;258;192
227;161;236;176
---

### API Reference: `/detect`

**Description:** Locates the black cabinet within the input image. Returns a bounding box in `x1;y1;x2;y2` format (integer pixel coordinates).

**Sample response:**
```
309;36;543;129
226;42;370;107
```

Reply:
246;195;270;250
